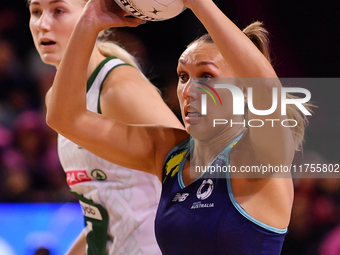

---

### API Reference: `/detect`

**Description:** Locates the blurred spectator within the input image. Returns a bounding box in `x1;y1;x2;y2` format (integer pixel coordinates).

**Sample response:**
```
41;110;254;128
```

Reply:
0;37;41;127
319;225;340;255
0;110;75;202
282;151;340;255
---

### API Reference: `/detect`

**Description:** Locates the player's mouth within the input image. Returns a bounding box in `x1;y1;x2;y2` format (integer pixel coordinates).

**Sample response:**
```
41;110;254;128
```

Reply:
187;111;202;117
40;38;56;48
184;106;202;124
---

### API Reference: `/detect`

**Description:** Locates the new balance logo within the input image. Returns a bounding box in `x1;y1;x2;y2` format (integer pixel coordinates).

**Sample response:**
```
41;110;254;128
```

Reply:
172;193;189;202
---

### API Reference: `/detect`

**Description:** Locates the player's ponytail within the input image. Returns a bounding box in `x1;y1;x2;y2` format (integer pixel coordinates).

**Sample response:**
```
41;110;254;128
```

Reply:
242;21;271;65
243;21;312;151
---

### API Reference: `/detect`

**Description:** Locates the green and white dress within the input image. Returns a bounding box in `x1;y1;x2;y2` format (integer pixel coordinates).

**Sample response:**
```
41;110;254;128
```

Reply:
58;57;162;255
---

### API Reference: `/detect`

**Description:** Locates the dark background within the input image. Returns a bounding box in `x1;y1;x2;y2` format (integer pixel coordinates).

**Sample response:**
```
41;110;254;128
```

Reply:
0;0;339;254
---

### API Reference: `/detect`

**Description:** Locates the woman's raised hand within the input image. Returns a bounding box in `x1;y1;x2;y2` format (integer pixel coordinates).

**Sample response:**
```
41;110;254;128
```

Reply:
82;0;144;32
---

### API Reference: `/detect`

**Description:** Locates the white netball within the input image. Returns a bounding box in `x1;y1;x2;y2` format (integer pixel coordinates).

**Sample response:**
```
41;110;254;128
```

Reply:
114;0;186;21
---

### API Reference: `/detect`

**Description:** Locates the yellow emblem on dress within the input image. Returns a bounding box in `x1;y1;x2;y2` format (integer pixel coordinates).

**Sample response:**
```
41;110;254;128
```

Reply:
163;150;188;183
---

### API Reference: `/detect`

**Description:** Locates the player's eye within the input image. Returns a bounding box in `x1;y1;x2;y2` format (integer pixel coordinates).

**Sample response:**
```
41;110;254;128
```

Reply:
30;8;42;17
54;8;65;15
178;72;189;83
201;73;213;79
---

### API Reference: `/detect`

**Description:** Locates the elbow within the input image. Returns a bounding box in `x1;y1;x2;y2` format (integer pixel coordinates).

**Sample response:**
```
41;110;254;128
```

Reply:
46;107;86;136
46;108;67;134
46;109;59;132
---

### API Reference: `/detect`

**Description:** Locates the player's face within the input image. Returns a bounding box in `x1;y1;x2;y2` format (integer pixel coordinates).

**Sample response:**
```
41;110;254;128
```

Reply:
177;42;243;140
29;0;85;67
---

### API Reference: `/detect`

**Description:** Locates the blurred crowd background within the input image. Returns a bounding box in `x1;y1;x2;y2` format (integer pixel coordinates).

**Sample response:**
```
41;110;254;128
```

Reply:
0;0;339;254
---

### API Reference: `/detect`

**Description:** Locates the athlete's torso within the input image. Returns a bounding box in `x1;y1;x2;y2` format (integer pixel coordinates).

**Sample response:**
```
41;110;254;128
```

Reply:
58;57;162;255
155;133;287;255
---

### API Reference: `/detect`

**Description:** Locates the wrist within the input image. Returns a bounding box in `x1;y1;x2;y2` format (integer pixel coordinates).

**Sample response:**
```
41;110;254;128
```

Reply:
77;14;103;36
80;4;108;34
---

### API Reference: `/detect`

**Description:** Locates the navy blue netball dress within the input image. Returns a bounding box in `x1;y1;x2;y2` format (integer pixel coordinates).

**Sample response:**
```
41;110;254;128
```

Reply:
155;132;287;255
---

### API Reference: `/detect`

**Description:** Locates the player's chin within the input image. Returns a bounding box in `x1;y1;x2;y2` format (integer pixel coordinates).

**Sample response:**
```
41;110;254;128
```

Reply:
41;53;59;67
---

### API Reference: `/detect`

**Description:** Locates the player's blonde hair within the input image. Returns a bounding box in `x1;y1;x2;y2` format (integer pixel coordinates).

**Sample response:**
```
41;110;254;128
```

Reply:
96;29;141;69
188;21;311;151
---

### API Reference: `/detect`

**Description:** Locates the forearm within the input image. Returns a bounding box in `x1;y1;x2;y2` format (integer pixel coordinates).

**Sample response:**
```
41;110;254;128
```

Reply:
189;1;277;79
46;16;98;132
66;229;86;255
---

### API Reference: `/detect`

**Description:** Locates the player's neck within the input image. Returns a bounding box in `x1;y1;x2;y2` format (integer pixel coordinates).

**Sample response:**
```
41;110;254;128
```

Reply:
192;127;245;166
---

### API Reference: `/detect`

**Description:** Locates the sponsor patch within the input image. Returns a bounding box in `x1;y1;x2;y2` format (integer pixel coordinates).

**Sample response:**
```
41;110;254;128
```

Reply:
66;170;92;185
79;201;103;220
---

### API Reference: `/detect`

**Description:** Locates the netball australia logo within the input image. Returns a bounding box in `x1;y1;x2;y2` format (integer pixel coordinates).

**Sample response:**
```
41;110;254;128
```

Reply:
196;179;214;200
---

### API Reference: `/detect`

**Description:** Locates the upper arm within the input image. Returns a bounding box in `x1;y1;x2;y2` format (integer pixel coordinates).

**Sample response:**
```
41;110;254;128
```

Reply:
56;109;187;181
245;82;295;166
100;65;184;128
48;64;186;181
188;2;294;164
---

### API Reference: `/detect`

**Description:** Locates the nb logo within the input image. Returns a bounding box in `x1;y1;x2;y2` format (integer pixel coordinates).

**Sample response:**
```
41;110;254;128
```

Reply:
172;193;189;202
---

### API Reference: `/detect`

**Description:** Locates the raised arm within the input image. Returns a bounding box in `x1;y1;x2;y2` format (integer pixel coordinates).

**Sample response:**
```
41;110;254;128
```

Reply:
186;0;295;165
46;0;188;180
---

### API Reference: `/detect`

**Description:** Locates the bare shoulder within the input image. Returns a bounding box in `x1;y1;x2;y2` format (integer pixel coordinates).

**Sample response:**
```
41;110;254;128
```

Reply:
104;64;153;90
230;131;294;229
232;177;293;229
100;64;184;128
101;64;161;107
